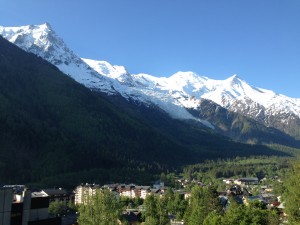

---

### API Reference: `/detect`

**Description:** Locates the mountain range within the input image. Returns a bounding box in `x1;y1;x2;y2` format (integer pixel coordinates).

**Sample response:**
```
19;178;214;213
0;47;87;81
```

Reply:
1;23;299;146
0;23;299;187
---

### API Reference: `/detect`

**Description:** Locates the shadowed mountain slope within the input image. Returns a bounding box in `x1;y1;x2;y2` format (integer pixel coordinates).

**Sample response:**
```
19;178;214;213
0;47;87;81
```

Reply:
0;36;291;187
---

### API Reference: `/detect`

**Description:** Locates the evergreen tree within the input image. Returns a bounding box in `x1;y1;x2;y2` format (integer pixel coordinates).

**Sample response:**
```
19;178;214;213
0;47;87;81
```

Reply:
67;200;77;213
203;211;222;225
157;196;170;225
165;187;174;213
222;199;278;225
48;201;66;217
283;160;300;224
173;191;188;220
143;194;159;225
184;185;222;225
143;194;170;225
164;188;187;220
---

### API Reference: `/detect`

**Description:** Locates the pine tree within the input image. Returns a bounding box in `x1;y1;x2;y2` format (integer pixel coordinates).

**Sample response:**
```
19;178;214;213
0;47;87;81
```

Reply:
184;185;221;225
203;211;222;225
283;160;300;224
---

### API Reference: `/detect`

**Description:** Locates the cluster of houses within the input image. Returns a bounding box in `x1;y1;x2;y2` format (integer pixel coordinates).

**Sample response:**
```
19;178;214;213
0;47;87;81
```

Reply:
176;178;205;188
74;181;180;204
222;177;259;185
1;177;285;225
1;182;175;225
221;177;285;214
74;182;186;225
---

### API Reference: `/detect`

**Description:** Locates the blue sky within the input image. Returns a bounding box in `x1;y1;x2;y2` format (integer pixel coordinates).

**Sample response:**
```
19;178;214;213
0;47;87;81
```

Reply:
1;0;300;97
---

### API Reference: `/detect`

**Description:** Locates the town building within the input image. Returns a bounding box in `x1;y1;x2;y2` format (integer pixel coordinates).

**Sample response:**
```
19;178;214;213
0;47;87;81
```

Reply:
0;187;61;225
74;184;100;205
234;178;259;185
41;188;69;203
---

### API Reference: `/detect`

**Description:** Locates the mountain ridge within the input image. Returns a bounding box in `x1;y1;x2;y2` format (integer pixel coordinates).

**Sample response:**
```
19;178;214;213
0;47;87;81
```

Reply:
1;35;291;187
1;23;299;142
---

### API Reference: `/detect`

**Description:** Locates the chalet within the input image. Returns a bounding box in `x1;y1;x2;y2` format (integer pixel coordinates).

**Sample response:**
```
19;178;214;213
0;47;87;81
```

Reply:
120;186;137;198
135;186;151;199
261;185;268;190
227;185;243;195
261;185;273;193
184;192;191;199
116;184;153;199
222;178;234;184
42;188;69;203
260;193;276;204
176;179;190;188
234;178;259;185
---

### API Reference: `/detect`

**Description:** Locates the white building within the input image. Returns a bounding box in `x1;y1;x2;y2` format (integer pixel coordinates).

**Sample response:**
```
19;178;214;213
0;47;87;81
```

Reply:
75;184;120;204
75;184;100;205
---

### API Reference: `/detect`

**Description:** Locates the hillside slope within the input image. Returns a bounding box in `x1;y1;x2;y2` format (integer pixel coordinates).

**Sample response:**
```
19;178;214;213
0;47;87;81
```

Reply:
0;37;290;187
0;36;189;185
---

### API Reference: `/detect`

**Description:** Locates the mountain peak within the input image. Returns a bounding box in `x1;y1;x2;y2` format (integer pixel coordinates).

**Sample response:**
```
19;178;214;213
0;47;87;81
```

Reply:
38;22;53;32
0;23;57;50
171;71;198;78
169;71;208;83
0;23;53;35
226;74;241;82
229;74;239;79
26;23;52;30
0;23;115;92
43;22;52;28
225;74;246;87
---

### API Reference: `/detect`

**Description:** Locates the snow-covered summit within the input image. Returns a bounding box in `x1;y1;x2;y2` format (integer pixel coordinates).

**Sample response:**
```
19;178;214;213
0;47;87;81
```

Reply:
0;23;207;124
0;23;114;92
128;70;300;124
1;23;69;62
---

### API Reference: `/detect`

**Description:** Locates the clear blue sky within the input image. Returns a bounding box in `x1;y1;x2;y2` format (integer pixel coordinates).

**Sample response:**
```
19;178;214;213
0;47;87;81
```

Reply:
1;0;300;98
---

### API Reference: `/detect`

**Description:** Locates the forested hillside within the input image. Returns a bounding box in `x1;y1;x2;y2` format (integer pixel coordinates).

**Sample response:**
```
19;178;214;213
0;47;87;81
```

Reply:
0;37;292;187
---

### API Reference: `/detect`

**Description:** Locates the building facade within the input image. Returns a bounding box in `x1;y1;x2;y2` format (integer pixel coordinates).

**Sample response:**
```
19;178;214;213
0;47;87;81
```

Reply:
0;188;61;225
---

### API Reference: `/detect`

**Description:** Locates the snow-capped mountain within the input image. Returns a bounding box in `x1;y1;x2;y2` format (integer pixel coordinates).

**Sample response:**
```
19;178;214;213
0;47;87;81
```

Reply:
80;56;300;127
1;23;300;139
0;23;205;124
123;71;300;138
0;23;114;93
